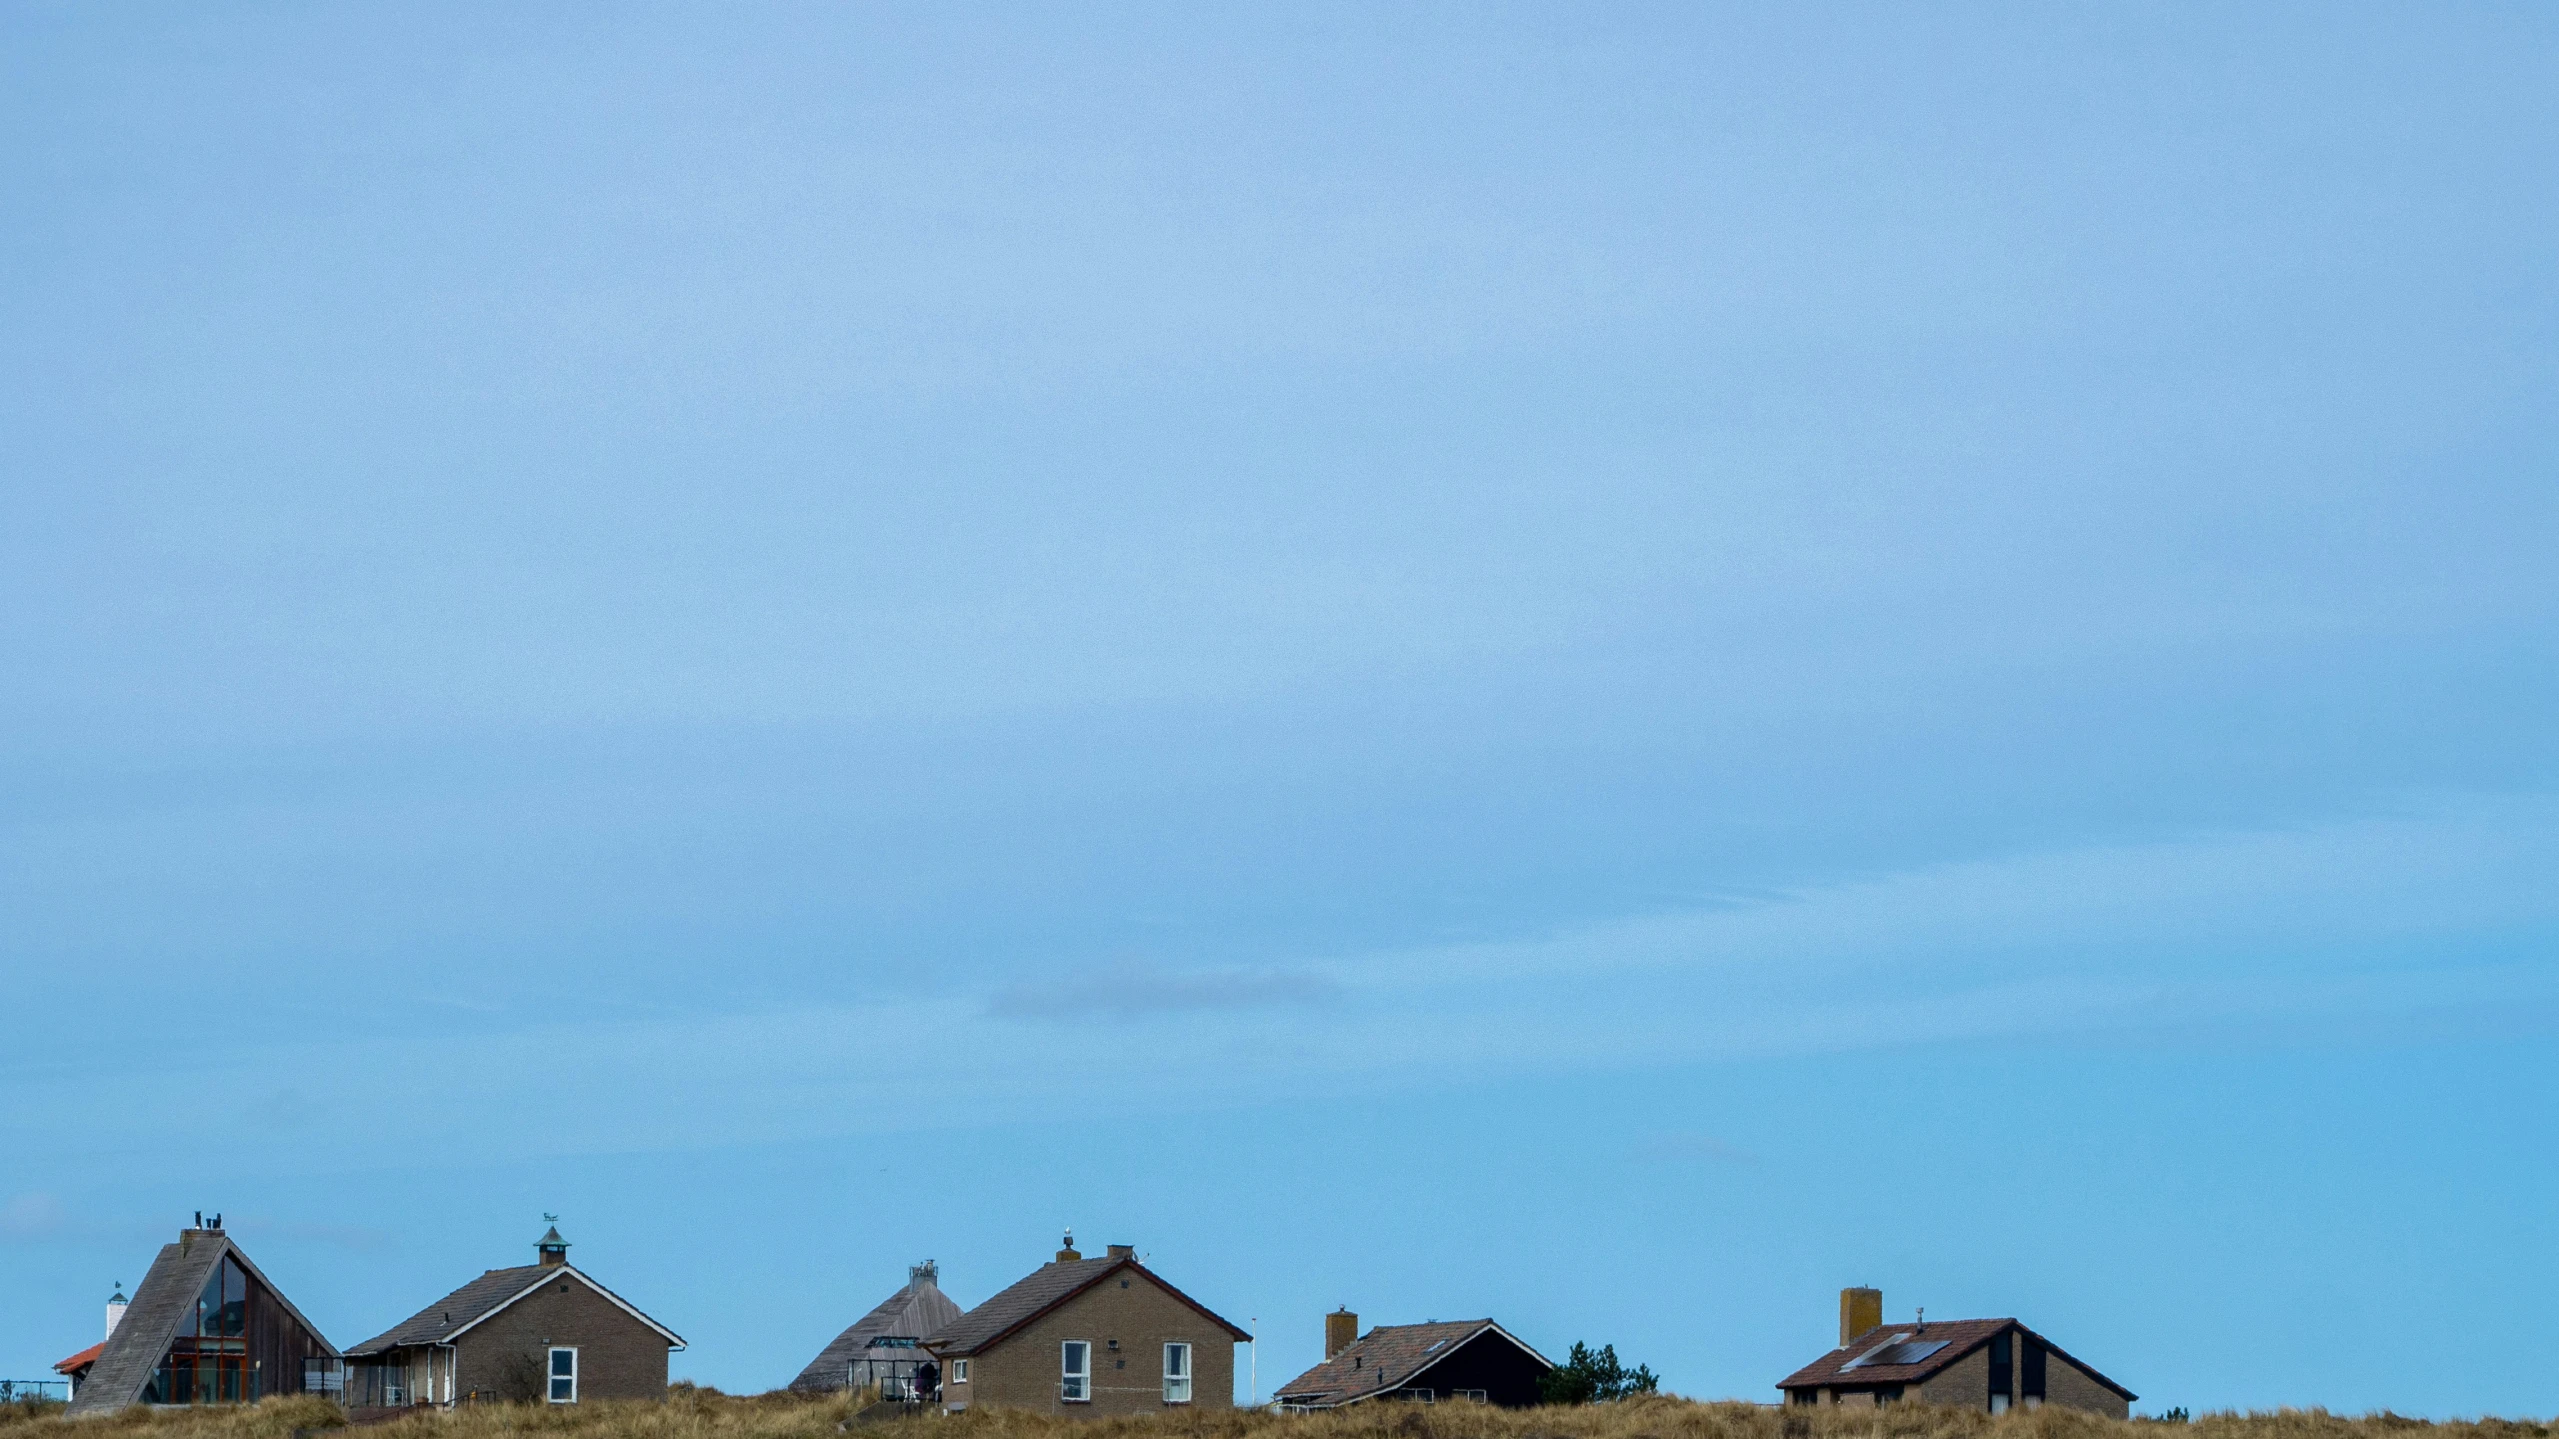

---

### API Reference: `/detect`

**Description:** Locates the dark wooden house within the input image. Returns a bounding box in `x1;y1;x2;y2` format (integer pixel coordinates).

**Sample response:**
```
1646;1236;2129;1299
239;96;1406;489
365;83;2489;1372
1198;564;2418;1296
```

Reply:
62;1219;340;1416
342;1224;684;1409
1272;1312;1552;1410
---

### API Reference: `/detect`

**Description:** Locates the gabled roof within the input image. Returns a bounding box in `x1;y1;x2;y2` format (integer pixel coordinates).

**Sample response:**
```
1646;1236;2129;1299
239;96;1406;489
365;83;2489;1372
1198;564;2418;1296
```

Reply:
345;1263;684;1356
924;1255;1249;1358
65;1230;339;1417
789;1267;966;1393
1776;1318;2136;1402
54;1342;105;1376
1273;1320;1551;1407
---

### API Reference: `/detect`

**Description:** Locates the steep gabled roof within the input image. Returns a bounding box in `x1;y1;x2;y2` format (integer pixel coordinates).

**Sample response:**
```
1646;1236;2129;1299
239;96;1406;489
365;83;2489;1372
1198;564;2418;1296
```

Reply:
345;1263;683;1356
1776;1318;2135;1402
1273;1320;1550;1407
789;1267;966;1393
924;1255;1249;1358
65;1231;338;1417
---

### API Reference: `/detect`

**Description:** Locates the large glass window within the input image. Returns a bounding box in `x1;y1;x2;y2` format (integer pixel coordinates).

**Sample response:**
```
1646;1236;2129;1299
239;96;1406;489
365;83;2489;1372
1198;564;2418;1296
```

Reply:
1060;1342;1090;1402
549;1348;578;1403
151;1258;254;1404
1162;1344;1191;1404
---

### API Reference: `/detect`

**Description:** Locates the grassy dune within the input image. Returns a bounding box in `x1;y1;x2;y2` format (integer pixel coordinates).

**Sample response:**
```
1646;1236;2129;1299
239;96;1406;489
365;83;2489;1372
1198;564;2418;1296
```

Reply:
2;1393;2548;1439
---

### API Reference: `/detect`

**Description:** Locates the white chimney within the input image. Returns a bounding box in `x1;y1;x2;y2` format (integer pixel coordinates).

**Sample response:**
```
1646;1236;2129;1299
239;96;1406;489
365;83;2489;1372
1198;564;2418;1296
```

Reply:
106;1282;128;1341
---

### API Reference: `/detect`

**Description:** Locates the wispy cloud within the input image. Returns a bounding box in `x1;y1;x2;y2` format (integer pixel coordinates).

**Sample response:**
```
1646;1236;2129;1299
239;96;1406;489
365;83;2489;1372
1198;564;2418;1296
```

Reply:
0;1192;68;1240
6;795;2553;1171
985;960;1344;1020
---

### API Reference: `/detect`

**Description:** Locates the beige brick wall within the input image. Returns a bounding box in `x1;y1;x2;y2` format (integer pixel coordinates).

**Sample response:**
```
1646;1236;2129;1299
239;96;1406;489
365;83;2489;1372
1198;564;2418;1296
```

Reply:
2041;1354;2130;1420
1917;1345;1991;1409
452;1271;672;1404
944;1272;1234;1416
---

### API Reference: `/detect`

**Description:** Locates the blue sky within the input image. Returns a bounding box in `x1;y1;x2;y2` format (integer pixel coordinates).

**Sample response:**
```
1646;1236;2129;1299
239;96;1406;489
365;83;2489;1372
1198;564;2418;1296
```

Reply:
3;1;2555;1418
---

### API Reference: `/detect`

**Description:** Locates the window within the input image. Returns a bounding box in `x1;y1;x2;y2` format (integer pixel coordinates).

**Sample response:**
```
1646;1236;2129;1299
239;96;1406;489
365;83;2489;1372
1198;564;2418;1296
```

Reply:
1405;1389;1435;1404
1061;1342;1090;1402
1455;1390;1489;1403
548;1348;578;1404
952;1360;970;1385
1163;1343;1191;1404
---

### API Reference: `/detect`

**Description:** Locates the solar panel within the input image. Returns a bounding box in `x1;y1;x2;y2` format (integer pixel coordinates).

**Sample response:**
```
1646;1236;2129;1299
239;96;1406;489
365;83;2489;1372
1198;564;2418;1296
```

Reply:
1843;1338;1948;1369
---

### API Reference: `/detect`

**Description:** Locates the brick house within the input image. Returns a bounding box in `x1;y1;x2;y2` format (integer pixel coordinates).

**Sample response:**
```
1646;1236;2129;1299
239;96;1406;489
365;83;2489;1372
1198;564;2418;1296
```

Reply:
1776;1288;2134;1417
1273;1310;1552;1409
341;1225;683;1409
62;1218;340;1416
926;1234;1248;1416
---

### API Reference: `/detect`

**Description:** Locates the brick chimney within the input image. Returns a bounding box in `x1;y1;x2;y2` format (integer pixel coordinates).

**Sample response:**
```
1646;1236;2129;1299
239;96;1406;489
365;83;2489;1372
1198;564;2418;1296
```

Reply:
1326;1308;1358;1358
1840;1287;1882;1346
1107;1244;1135;1260
1056;1229;1081;1262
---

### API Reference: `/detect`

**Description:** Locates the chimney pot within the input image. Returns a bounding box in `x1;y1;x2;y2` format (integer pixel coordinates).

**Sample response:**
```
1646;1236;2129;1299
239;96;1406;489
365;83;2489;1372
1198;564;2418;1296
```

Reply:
1840;1287;1883;1347
1326;1308;1359;1359
1056;1229;1081;1262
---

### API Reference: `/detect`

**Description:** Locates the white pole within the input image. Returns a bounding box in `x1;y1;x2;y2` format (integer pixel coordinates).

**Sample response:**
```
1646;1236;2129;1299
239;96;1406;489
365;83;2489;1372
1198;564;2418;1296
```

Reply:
1250;1318;1258;1409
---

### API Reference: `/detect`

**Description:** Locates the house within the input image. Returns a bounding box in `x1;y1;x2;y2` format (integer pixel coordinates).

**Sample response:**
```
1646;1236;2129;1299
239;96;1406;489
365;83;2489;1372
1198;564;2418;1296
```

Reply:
1775;1288;2135;1417
925;1232;1248;1415
51;1282;126;1400
1273;1309;1552;1409
787;1260;964;1398
341;1223;684;1408
62;1217;341;1417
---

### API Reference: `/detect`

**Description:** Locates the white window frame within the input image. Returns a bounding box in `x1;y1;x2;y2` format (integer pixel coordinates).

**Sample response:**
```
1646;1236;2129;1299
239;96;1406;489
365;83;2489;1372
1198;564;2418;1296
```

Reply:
547;1347;579;1404
1456;1389;1489;1403
951;1359;969;1384
1060;1341;1090;1403
1162;1342;1191;1404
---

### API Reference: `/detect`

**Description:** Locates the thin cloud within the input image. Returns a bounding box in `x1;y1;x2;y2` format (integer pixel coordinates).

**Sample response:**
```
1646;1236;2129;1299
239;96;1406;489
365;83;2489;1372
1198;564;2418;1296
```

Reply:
0;1192;68;1240
985;960;1345;1021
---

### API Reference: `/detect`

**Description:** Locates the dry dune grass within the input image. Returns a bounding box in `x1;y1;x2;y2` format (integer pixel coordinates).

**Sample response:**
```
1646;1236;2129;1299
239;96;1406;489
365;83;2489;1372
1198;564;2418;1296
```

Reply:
1;1393;2547;1439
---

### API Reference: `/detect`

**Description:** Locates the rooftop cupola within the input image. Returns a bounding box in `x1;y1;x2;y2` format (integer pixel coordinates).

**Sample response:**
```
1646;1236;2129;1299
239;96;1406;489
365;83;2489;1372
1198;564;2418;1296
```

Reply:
537;1222;571;1268
106;1282;129;1341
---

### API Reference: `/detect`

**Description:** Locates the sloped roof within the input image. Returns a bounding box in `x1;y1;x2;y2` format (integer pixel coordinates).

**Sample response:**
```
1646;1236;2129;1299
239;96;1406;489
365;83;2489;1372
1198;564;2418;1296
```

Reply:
1776;1318;2135;1401
65;1230;339;1417
346;1263;683;1356
1273;1320;1550;1407
54;1341;105;1376
788;1266;965;1393
924;1255;1249;1358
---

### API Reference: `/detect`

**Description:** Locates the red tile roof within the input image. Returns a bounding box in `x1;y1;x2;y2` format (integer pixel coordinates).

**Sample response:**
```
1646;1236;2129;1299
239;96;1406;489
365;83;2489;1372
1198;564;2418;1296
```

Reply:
54;1342;105;1375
